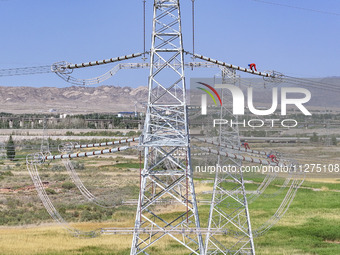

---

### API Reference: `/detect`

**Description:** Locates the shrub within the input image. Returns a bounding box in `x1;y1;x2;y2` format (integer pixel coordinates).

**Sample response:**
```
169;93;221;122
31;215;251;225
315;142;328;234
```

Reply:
73;161;85;170
73;211;80;218
126;131;137;137
6;135;15;161
59;206;66;214
310;132;319;143
0;170;13;180
331;135;338;146
62;181;76;190
45;188;57;195
51;165;63;171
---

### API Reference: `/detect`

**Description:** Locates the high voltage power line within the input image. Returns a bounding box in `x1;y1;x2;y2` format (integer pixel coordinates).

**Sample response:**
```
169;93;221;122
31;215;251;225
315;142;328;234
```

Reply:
249;0;340;17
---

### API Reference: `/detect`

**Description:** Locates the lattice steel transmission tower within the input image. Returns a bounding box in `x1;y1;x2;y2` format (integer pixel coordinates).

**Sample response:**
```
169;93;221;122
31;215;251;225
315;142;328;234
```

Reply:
131;0;204;254
205;68;255;254
40;116;50;155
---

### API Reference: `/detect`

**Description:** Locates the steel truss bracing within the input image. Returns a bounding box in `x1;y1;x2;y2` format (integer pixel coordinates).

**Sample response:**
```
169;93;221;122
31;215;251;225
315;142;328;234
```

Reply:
205;68;255;255
131;1;204;254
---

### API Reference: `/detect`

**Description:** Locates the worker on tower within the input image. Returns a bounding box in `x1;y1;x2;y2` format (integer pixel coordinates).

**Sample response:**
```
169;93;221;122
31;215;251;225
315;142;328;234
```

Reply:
242;141;250;150
248;63;257;72
267;154;279;163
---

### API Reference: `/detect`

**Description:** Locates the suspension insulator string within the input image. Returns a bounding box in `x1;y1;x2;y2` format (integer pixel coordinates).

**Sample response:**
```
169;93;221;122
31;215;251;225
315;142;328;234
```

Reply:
186;153;189;223
143;0;147;61
192;0;195;62
139;150;142;223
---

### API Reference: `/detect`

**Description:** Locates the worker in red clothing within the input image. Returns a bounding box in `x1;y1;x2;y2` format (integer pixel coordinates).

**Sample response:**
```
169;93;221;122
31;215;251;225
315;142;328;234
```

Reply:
267;154;279;163
248;63;257;72
242;141;250;150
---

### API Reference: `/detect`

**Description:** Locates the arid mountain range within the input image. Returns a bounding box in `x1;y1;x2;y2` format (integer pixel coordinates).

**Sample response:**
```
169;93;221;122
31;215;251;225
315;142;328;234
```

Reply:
1;76;340;114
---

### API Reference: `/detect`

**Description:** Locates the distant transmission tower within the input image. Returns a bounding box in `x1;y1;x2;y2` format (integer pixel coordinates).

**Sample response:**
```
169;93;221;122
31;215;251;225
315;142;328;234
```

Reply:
205;68;255;254
324;119;331;146
40;116;50;155
0;142;5;160
131;0;204;254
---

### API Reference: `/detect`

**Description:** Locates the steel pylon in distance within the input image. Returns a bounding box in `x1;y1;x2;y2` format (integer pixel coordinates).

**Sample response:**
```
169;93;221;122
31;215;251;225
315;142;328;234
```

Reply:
131;1;204;254
204;68;255;254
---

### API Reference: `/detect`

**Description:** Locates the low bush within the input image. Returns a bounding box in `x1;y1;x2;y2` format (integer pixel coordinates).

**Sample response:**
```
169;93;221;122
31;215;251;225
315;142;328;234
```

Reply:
61;181;76;190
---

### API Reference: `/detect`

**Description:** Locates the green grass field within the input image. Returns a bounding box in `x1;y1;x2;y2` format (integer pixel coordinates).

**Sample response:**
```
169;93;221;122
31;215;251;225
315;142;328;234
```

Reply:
0;178;339;255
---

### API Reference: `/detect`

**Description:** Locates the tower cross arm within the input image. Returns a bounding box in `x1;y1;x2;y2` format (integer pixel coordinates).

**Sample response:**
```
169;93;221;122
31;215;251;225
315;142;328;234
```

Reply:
52;52;148;72
185;51;278;78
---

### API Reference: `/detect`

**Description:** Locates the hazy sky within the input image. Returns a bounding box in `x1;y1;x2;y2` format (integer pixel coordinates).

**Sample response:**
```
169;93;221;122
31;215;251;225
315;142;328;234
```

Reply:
0;0;339;87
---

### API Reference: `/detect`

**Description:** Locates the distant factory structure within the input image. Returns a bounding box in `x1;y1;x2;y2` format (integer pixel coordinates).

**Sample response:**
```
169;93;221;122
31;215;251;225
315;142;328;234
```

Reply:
0;112;143;130
117;112;136;118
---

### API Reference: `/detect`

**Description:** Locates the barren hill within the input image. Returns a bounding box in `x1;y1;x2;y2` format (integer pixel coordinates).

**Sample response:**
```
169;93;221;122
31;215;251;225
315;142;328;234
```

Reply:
0;85;149;114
